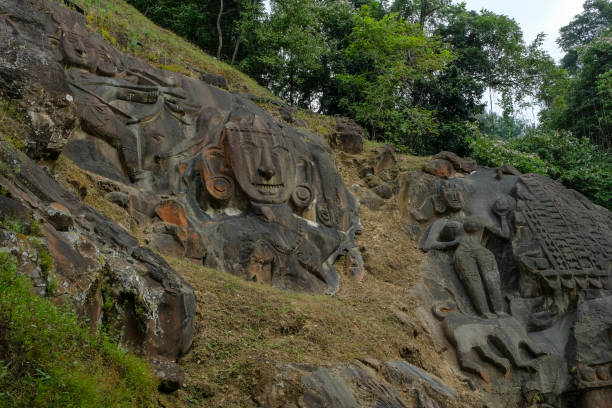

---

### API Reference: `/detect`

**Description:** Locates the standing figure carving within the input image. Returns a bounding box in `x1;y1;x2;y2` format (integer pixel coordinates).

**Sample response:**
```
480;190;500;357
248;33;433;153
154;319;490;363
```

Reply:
420;194;511;317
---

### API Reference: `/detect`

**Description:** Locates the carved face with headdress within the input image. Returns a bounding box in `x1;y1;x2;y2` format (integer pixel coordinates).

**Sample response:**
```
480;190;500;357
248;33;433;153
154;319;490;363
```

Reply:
440;182;465;212
60;21;97;70
223;119;297;204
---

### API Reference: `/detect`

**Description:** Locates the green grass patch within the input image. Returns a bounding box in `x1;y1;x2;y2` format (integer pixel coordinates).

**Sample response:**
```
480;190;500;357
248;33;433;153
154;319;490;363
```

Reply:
0;98;28;152
66;0;274;98
0;253;159;407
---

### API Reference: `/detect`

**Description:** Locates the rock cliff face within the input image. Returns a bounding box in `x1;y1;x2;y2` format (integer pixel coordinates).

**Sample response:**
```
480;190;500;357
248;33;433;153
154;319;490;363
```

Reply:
0;0;361;389
1;0;611;406
400;155;612;407
1;0;361;295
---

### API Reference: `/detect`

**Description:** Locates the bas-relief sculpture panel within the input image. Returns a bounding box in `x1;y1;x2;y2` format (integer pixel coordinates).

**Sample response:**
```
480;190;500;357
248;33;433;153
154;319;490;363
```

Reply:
31;5;361;295
404;164;612;407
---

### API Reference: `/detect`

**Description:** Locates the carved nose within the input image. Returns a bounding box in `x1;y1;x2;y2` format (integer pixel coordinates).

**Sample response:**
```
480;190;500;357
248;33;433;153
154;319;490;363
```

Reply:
75;43;86;56
258;150;276;180
258;165;276;180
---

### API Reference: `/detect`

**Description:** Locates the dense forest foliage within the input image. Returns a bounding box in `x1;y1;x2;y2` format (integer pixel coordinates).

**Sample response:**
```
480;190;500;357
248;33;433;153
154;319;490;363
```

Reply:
126;0;610;207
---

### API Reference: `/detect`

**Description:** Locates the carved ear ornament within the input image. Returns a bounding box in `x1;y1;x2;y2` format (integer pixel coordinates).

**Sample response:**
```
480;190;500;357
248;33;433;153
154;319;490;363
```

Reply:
292;185;314;209
198;145;235;201
205;175;235;201
316;202;336;227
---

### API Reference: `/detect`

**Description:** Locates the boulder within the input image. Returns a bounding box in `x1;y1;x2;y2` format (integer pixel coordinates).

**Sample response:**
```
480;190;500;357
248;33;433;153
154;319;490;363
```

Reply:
332;119;364;154
278;105;297;123
373;183;393;199
0;146;196;380
199;71;228;89
422;159;454;179
258;360;456;408
44;202;73;231
374;144;396;174
433;151;477;173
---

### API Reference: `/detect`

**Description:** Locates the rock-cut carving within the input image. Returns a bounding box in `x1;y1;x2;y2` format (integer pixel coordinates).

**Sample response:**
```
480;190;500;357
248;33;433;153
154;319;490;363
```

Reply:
433;303;546;382
403;160;612;407
25;3;362;295
224;118;297;204
4;0;360;295
411;180;466;222
60;15;201;183
420;196;511;317
197;117;345;294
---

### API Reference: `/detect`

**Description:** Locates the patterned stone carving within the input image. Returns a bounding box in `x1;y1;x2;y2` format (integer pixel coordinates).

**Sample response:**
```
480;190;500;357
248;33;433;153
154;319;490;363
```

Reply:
1;0;361;294
402;164;612;407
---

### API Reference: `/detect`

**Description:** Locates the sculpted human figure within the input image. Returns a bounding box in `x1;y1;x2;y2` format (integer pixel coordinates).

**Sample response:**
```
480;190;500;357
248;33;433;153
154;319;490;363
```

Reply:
224;118;297;204
199;117;341;293
421;196;512;317
453;217;506;317
60;19;201;182
59;21;156;181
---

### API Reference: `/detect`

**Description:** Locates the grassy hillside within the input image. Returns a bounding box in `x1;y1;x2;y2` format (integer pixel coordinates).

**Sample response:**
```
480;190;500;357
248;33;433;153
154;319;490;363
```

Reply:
0;251;159;408
69;0;275;98
67;0;346;140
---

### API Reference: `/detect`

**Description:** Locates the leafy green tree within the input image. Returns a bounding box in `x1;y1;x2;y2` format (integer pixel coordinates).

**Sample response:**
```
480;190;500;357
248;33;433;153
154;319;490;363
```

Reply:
469;129;612;208
560;30;612;146
337;6;454;152
239;0;331;107
558;0;612;72
390;0;452;29
126;0;264;61
476;112;533;139
404;5;550;153
539;1;612;148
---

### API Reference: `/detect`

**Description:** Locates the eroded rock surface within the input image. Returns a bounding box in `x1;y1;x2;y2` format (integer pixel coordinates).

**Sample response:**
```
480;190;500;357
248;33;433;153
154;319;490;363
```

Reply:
258;359;457;408
0;0;361;295
402;157;612;407
0;148;195;390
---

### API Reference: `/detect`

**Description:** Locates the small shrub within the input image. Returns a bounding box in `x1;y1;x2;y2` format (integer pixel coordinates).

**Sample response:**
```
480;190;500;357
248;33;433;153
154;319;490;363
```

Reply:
30;238;54;275
468;129;612;209
29;219;41;236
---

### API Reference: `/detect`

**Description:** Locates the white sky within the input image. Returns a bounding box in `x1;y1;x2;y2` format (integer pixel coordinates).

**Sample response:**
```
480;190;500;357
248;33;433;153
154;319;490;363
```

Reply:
462;0;585;62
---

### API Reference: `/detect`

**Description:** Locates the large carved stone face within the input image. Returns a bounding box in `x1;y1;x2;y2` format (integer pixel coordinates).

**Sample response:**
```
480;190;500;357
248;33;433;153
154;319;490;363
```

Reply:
224;121;297;204
61;23;97;70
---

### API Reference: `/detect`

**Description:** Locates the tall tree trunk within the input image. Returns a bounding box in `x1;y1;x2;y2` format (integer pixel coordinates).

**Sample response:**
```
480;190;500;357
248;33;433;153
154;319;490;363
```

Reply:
489;87;495;135
216;0;223;59
231;36;241;65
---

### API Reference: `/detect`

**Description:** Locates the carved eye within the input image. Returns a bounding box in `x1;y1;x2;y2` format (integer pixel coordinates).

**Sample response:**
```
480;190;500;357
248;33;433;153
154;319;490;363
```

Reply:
242;142;258;151
272;145;289;155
